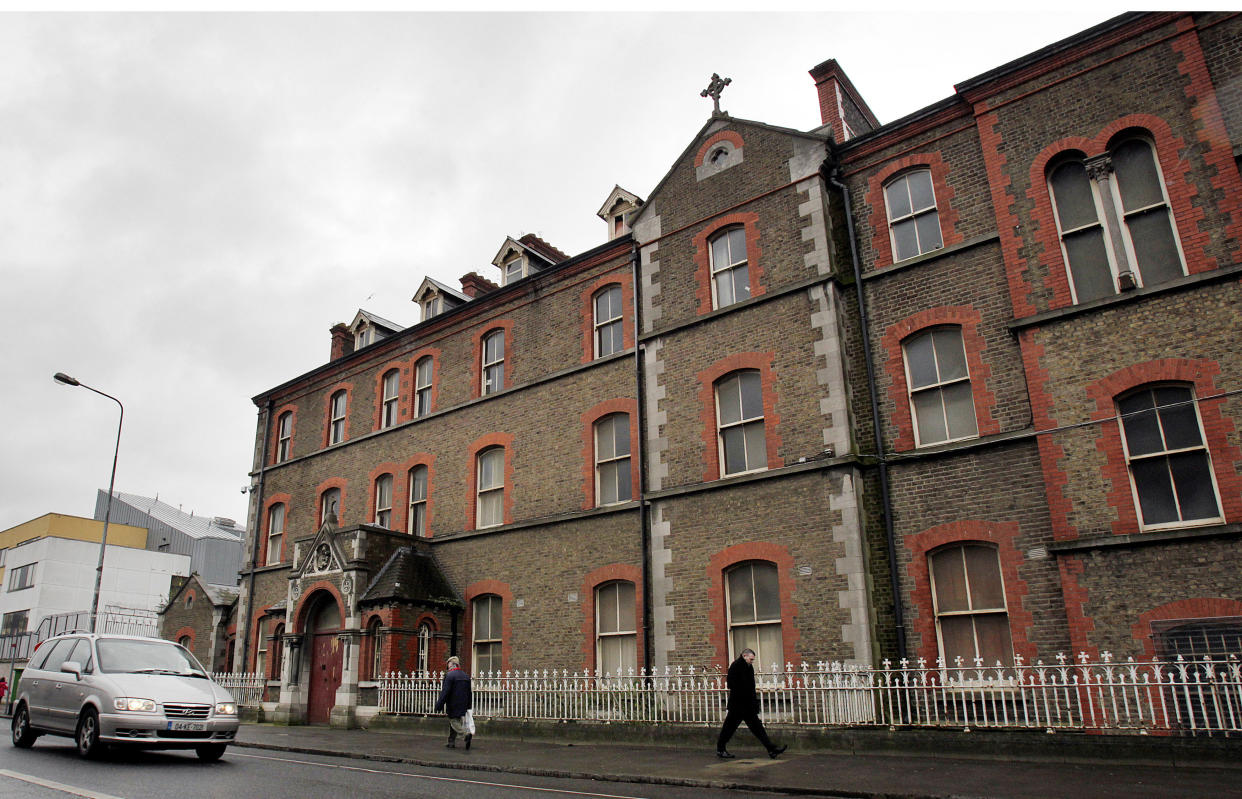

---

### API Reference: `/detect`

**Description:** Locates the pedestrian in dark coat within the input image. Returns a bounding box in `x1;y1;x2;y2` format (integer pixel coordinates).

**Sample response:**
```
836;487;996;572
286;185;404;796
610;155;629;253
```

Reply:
434;656;473;749
715;648;786;759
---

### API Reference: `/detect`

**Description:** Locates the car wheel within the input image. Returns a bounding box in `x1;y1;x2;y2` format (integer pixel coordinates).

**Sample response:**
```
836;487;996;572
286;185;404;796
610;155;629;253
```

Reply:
11;703;39;748
76;708;105;759
195;744;227;762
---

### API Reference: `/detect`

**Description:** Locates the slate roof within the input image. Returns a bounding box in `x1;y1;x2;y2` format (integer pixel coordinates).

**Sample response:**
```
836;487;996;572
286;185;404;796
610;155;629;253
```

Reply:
359;546;463;609
201;582;240;607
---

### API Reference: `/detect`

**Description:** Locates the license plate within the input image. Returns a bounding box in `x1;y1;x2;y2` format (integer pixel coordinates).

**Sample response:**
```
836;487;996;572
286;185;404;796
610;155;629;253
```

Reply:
168;721;206;731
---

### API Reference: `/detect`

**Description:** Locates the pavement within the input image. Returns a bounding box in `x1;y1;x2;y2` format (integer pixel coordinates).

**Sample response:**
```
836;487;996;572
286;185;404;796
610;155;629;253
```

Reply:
232;721;1242;798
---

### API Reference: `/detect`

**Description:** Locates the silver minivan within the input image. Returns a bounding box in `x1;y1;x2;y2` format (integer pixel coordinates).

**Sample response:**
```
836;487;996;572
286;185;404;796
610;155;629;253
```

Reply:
10;633;239;761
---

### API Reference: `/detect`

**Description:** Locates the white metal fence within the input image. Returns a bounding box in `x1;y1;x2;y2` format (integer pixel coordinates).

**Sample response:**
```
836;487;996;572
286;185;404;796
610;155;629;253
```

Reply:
210;672;265;706
374;653;1241;735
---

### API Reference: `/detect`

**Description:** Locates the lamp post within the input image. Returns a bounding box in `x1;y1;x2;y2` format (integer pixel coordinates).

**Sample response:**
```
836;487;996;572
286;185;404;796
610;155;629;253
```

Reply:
53;372;123;634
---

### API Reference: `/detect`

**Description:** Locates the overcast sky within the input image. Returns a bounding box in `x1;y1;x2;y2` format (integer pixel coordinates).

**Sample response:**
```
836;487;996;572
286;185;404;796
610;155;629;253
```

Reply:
1;9;1124;533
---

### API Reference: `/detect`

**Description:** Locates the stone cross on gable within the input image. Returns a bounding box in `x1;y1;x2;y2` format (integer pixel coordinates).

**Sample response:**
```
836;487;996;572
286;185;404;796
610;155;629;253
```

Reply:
700;73;732;115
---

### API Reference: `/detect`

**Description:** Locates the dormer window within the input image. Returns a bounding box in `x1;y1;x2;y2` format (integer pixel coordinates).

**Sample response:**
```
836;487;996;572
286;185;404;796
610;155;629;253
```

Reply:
597;186;642;243
355;328;373;349
423;296;441;320
503;256;525;285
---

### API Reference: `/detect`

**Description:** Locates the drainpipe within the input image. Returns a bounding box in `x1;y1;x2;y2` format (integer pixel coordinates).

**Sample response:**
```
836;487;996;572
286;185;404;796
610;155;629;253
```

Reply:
631;238;654;675
239;400;273;673
826;166;908;662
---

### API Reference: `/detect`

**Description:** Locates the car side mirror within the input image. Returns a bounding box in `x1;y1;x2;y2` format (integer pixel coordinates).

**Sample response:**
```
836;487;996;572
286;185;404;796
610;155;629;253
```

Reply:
61;661;83;680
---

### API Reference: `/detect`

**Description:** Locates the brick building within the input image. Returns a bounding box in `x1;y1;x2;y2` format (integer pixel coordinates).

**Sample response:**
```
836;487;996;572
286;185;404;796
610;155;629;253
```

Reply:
233;12;1242;726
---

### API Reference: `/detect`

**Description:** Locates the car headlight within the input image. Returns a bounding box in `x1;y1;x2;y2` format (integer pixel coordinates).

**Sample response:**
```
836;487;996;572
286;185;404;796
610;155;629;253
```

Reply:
215;702;237;716
114;697;157;712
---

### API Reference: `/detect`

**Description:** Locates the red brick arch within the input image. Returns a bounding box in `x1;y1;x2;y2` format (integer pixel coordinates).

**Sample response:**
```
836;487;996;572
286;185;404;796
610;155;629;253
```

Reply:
696;352;782;481
707;542;800;671
1132;598;1242;658
578;564;644;674
292;582;345;635
694;130;745;168
464;580;514;674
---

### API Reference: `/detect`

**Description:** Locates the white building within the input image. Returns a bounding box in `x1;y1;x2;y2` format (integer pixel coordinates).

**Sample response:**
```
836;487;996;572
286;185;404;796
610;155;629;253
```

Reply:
2;530;190;640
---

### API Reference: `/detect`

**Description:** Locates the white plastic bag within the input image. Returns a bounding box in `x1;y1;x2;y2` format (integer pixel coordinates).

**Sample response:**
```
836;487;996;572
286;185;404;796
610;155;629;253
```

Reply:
463;708;476;735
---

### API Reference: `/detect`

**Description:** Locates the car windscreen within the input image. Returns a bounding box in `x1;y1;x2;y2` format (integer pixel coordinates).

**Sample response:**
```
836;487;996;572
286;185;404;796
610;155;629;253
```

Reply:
97;639;208;676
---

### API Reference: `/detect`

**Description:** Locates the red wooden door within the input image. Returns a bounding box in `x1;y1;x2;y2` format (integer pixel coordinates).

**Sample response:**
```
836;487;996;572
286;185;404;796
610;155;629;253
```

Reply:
307;633;342;724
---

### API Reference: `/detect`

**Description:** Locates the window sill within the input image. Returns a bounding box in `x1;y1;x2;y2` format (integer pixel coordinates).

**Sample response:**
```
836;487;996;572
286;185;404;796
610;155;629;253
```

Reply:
863;233;1000;281
1009;261;1242;332
1048;522;1242;554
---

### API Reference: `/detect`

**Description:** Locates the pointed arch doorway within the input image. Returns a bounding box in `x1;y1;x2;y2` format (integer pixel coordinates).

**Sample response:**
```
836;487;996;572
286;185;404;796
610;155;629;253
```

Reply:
304;591;343;724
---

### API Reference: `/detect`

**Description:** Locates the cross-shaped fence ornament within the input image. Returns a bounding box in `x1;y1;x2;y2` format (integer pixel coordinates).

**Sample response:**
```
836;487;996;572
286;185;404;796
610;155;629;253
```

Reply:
700;73;732;114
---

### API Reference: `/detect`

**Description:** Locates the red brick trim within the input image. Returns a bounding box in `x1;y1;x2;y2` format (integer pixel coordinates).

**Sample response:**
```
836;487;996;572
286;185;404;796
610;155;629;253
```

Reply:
471;320;515;398
365;463;399;528
247;606;276;675
579;274;635;364
693;130;745;168
578;564;644;674
372;360;411;432
696;352;782;482
706;542;800;671
1026;114;1200;311
1170;21;1242;267
362;614;384;680
261;493;292;566
398;453;436;537
1132;598;1242;658
410;348;442;418
270;405;298;465
879;306;999;452
292;582;345;635
464;580;514;673
579;399;640;510
171;627;196;648
977;110;1038;319
692;213;765;316
902;520;1035;666
322;382;354;447
1084;358;1242;534
864;153;963;270
465;433;515;530
183;589;196;611
315;477;348;527
1057;554;1098;661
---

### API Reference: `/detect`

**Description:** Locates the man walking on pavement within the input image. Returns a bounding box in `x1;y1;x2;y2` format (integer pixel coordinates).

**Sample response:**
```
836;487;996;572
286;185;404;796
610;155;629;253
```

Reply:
716;648;786;759
434;655;473;749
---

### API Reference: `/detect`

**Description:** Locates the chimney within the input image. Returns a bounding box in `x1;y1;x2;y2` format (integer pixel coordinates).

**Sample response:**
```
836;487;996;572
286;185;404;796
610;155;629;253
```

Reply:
807;59;877;143
460;272;499;298
330;322;354;361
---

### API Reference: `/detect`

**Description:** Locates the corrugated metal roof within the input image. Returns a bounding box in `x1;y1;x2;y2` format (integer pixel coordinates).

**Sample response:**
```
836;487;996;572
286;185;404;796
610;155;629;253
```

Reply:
108;492;245;541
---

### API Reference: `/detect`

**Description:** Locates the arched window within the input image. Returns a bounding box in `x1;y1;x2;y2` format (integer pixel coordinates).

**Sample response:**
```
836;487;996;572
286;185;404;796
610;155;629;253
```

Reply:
1048;136;1183;303
725;561;782;670
595;581;636;675
476;447;505;528
414;356;433;417
594;414;632;505
271;623;284;681
368;617;384;680
709;227;749;309
276;411;293;462
254;627;267;680
380;370;400;429
902;326;978;447
472;595;503;675
884;168;942;261
928;543;1013;667
593;285;624;358
265;503;286;565
1117;384;1222;529
320;487;341;525
328;390;347;445
374;474;393;528
417;623;432;675
481;330;505;395
178;635;192;649
408;465;429;536
715;370;766;475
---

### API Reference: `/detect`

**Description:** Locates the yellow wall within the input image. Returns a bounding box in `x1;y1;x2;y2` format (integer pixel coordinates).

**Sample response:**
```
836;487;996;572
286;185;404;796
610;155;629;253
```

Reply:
0;514;148;582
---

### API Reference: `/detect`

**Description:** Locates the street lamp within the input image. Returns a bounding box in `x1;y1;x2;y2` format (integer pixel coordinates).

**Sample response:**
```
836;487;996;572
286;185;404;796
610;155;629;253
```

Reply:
53;372;123;634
